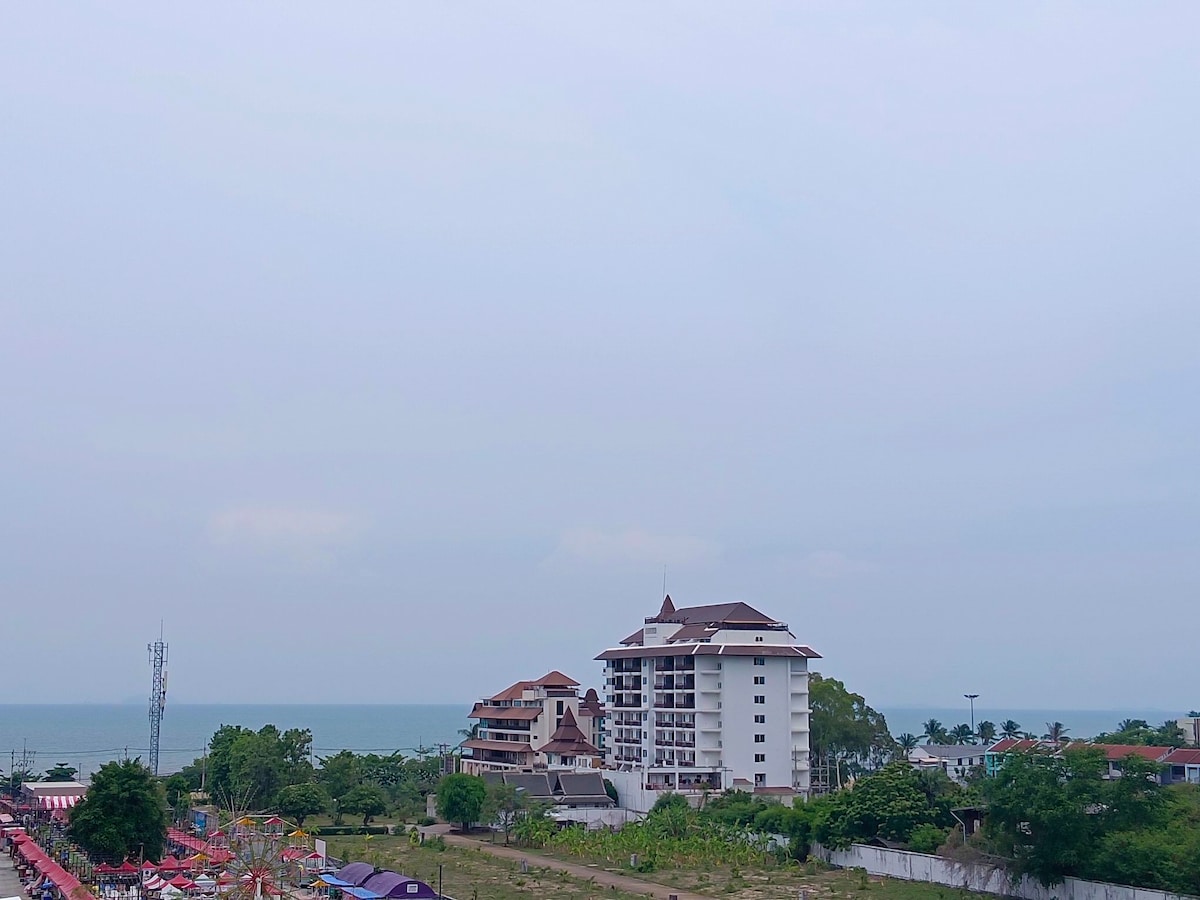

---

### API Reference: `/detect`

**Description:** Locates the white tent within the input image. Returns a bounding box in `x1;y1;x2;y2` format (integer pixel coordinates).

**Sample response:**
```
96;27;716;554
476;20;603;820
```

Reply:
161;887;183;898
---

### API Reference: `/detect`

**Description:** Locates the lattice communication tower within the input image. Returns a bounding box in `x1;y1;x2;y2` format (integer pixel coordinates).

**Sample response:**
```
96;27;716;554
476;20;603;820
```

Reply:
148;633;168;775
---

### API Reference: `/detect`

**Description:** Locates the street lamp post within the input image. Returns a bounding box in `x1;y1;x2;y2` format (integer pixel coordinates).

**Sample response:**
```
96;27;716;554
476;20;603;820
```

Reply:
964;694;979;735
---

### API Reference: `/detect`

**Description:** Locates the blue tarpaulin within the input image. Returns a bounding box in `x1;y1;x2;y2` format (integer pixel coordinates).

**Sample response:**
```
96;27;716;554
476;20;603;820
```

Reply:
344;888;381;899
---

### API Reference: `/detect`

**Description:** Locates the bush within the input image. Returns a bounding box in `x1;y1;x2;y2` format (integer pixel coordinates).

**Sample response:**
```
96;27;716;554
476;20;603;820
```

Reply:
417;816;436;826
907;824;948;855
311;825;389;836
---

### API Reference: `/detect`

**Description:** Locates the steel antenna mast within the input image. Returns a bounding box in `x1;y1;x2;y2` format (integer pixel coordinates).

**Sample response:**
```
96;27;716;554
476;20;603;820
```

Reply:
149;624;168;775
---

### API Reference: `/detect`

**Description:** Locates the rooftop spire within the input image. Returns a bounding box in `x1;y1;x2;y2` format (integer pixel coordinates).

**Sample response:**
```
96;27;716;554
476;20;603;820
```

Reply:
659;593;675;617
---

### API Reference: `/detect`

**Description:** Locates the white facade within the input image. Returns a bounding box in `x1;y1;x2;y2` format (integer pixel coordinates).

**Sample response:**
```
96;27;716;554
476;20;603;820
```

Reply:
598;596;819;800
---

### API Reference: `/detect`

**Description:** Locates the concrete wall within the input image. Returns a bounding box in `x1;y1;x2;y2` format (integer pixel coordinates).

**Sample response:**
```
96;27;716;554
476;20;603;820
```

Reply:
812;843;1197;900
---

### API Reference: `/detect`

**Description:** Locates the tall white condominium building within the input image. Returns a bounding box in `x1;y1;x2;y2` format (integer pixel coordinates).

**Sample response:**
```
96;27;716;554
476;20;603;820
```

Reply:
598;596;820;799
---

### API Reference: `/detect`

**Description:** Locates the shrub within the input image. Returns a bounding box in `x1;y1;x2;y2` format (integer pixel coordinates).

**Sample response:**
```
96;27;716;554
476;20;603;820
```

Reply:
908;824;949;855
418;816;436;826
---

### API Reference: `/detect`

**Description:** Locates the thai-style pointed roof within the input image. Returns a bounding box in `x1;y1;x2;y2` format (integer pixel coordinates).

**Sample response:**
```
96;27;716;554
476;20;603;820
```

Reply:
659;594;675;617
536;708;599;756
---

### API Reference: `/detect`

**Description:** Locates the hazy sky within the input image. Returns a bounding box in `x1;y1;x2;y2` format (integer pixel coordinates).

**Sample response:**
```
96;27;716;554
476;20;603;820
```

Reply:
3;3;1197;710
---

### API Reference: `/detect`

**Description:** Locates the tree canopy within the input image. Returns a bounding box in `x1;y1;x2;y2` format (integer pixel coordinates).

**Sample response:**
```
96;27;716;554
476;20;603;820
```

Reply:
812;762;954;849
809;673;894;781
70;759;166;863
982;745;1200;893
276;783;328;826
436;773;486;832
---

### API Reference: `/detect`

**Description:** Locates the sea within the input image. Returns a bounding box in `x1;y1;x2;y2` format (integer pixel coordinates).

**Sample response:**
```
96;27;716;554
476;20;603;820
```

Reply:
0;704;1180;782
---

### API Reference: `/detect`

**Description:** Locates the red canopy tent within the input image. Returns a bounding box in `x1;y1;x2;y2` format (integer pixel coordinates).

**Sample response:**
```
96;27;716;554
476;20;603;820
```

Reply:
115;862;139;877
15;836;93;900
159;856;184;872
142;860;160;872
168;875;196;890
95;864;115;875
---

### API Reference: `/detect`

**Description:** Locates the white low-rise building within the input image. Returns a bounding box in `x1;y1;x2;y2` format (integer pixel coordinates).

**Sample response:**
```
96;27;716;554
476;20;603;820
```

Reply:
597;595;819;806
907;745;985;783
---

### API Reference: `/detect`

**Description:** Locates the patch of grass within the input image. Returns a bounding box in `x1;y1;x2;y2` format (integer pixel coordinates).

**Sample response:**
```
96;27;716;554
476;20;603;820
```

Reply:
328;834;986;900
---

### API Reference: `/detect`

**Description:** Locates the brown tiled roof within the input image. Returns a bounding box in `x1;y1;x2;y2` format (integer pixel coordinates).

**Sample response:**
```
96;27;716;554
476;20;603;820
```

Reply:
1092;744;1173;762
619;628;645;646
489;681;535;701
535;708;599;756
753;786;797;796
648;600;779;626
578;688;605;717
667;624;717;642
693;644;821;658
1165;748;1200;765
534;670;580;687
461;739;533;753
469;703;541;720
597;643;820;660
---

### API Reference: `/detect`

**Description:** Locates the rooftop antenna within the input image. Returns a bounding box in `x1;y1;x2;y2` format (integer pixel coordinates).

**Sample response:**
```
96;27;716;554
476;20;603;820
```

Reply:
662;565;667;599
148;623;168;776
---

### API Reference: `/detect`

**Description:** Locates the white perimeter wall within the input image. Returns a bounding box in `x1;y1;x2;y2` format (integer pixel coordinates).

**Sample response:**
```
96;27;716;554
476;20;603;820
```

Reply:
813;843;1197;900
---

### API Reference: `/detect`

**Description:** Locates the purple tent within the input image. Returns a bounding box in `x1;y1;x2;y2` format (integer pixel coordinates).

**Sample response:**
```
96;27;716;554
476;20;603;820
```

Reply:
361;872;438;899
335;863;377;887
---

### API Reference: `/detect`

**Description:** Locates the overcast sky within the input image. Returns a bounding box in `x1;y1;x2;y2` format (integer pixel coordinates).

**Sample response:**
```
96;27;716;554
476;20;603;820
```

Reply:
3;3;1197;710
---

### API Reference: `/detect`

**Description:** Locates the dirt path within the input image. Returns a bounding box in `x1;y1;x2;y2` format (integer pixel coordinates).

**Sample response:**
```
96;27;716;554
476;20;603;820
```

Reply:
438;832;710;900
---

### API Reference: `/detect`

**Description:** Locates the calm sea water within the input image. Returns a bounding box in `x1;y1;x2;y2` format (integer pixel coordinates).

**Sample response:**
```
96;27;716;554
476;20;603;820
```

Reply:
0;703;1178;782
0;704;469;781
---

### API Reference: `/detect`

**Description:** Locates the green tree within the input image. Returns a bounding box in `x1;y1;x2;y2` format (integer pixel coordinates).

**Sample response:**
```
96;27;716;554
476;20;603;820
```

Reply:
1152;720;1186;746
948;724;975;744
1043;721;1070;743
164;774;191;821
982;746;1106;885
227;727;287;808
276;783;328;827
908;823;949;854
813;763;948;849
482;781;526;844
920;719;949;744
341;784;388;826
809;673;894;783
1000;720;1022;739
896;733;919;753
44;763;78;781
70;759;166;863
436;774;486;832
976;721;997;743
317;750;363;805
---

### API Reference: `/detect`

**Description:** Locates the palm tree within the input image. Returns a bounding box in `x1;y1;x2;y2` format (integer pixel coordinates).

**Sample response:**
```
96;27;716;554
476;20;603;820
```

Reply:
948;724;975;744
1000;720;1022;739
921;718;949;744
457;723;480;743
1117;718;1149;733
1043;721;1070;743
896;733;919;753
976;720;997;744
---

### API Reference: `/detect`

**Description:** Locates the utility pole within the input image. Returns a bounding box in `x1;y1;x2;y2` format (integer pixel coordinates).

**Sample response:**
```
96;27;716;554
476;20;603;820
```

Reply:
964;694;979;735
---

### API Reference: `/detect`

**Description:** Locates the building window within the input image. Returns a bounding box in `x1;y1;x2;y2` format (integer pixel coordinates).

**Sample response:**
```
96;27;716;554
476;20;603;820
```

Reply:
754;715;765;724
753;676;765;685
755;636;764;643
556;700;564;715
753;657;765;666
754;695;765;704
754;753;765;763
754;734;766;743
754;773;766;785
